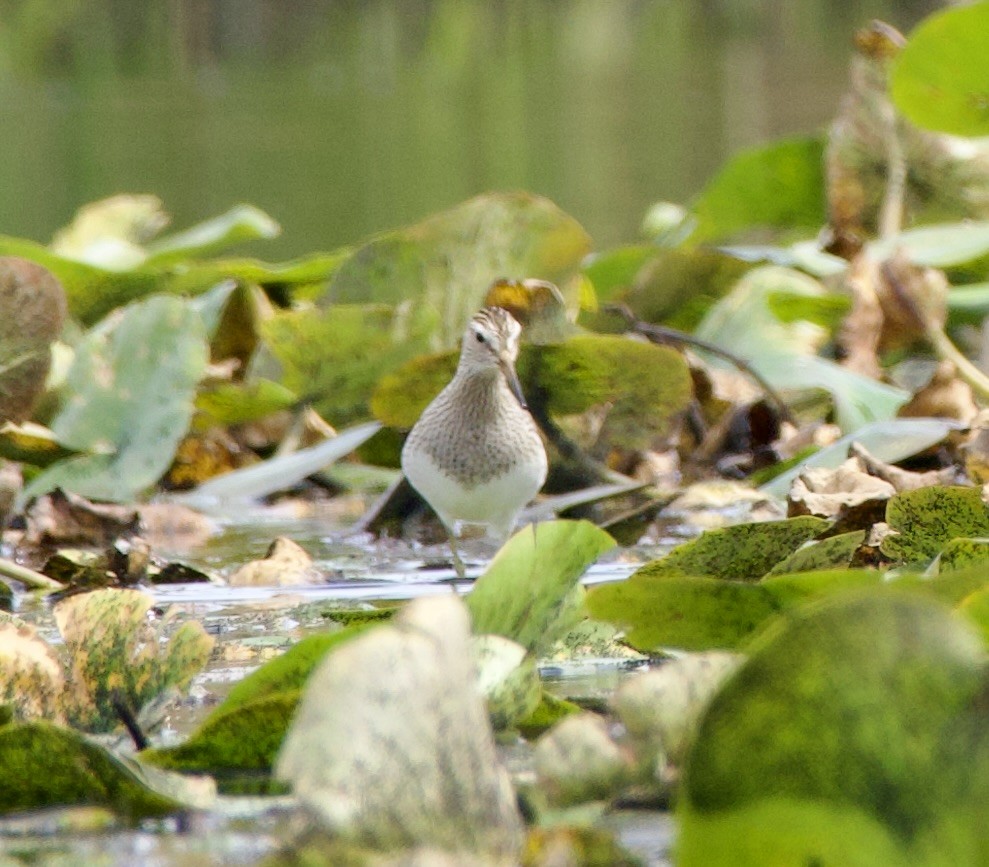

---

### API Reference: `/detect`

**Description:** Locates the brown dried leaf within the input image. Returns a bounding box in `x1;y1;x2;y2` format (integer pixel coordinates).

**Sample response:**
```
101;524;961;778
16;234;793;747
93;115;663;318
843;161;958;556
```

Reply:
897;361;978;423
226;536;319;587
788;461;895;524
22;490;139;548
848;442;957;493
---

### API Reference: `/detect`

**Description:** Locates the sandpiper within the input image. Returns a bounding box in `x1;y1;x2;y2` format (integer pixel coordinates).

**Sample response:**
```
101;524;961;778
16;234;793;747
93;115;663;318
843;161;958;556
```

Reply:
401;306;548;573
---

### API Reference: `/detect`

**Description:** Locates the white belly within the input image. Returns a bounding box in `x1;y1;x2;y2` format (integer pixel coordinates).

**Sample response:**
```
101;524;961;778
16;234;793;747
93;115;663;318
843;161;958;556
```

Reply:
403;447;547;539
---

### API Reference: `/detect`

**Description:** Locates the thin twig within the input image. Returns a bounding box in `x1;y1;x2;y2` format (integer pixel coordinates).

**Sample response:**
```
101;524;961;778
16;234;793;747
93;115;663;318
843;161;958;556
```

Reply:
111;689;149;751
603;304;795;425
0;557;64;591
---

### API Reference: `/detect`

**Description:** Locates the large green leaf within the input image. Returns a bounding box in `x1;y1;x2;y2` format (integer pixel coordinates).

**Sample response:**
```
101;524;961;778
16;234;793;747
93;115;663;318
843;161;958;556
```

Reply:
882;486;989;566
691;137;826;241
634;517;829;582
21;295;208;503
465;520;615;655
321;191;592;351
679;594;989;866
0;721;213;817
891;2;989;137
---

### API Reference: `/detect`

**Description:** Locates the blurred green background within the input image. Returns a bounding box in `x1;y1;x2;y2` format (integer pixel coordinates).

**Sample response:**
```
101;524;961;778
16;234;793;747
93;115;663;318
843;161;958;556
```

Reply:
0;0;940;258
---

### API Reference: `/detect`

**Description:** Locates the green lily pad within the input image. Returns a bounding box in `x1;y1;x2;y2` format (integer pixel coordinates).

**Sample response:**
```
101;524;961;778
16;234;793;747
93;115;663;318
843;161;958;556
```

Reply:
21;295;209;503
586;574;781;652
765;530;866;575
522;335;694;451
465;520;616;656
321;192;591;350
691;136;826;242
143;204;280;265
636;516;829;581
891;2;989;137
0;721;213;817
679;594;987;866
264;303;430;424
882;486;989;565
760;568;883;607
931;537;989;574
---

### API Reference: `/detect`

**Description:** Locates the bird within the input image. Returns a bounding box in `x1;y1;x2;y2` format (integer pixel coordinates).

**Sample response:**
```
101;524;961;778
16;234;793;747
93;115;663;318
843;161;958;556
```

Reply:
401;306;548;575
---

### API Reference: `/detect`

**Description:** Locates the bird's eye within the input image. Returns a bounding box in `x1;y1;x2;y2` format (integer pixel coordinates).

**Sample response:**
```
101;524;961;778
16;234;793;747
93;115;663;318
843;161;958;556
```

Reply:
475;332;485;344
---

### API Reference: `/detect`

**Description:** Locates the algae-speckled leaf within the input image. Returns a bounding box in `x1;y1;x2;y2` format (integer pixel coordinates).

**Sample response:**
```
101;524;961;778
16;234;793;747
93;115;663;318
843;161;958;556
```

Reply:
586;574;781;652
0;721;214;817
931;537;989;575
637;516;829;582
54;588;213;732
764;530;866;576
891;2;989;137
473;634;542;732
466;520;615;656
22;295;208;503
882;485;989;565
679;594;988;867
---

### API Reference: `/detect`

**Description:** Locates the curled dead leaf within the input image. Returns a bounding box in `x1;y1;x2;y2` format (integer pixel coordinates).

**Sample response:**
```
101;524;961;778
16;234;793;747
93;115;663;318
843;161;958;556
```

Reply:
226;537;320;587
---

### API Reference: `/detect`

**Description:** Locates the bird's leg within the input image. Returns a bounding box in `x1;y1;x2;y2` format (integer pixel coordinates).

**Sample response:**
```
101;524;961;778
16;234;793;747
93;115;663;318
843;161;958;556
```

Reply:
448;522;467;581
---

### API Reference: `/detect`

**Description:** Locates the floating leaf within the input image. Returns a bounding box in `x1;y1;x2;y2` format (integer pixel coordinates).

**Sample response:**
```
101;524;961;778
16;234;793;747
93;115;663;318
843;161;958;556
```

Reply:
586;574;780;652
465;520;615;656
523;335;694;451
691;137;826;241
933;537;989;574
882;486;989;565
54;588;213;732
195;379;297;427
636;516;829;581
679;594;988;866
891;3;989;136
322;192;591;350
765;530;866;575
21;295;208;503
276;595;524;859
263;303;427;424
0;721;214;817
0;258;67;424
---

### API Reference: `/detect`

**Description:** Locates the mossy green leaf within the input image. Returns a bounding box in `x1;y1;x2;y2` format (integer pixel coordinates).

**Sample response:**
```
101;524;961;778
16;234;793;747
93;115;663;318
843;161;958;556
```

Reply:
891;2;989;137
143;691;299;778
219;626;368;715
0;721;211;817
523;335;693;450
638;516;828;582
370;350;458;428
21;295;208;503
765;530;866;576
195;379;298;427
882;486;989;565
465;520;615;656
585;574;781;652
680;594;987;864
691;136;826;241
932;537;989;575
517;692;582;740
263;303;429;424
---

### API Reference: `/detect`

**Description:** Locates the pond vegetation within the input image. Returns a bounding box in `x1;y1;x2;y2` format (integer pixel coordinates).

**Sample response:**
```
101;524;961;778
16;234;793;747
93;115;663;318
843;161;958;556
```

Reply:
3;2;989;866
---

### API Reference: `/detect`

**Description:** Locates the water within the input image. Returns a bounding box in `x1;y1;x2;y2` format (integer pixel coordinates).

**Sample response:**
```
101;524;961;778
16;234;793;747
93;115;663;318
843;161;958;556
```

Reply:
0;0;942;259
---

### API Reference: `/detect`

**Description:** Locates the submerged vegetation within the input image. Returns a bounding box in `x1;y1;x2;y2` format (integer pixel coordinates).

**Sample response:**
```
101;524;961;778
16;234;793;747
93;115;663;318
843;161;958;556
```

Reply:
3;3;989;865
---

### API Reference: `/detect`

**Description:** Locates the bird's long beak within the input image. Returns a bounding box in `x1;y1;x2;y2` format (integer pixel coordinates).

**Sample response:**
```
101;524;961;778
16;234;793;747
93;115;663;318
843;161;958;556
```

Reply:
499;354;529;410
